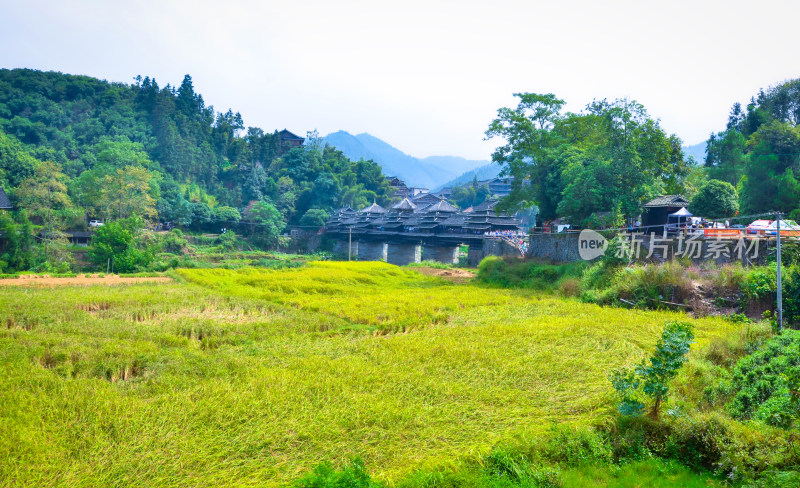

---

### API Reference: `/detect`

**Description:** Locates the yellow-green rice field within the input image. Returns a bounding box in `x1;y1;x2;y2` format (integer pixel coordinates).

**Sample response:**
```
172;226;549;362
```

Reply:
0;262;737;486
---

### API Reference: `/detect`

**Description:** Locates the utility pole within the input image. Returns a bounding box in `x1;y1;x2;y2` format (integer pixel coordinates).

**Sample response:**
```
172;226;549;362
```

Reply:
348;226;352;262
776;212;783;331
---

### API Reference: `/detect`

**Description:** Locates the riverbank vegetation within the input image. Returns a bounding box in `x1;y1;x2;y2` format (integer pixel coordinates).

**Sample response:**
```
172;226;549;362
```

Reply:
476;255;800;327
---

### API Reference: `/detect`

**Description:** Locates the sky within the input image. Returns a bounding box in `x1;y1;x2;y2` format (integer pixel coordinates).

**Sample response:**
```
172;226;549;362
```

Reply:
2;0;799;161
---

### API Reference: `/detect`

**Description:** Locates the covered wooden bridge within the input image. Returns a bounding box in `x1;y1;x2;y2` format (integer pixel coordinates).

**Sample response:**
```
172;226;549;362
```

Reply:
325;197;523;265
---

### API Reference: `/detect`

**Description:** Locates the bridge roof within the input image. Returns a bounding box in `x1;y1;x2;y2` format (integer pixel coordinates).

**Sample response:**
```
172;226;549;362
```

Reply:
359;202;387;214
391;198;417;210
424;199;458;213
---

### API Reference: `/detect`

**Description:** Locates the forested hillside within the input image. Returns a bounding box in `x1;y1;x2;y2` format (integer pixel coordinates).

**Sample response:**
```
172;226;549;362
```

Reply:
0;69;394;231
485;85;800;225
705;79;800;216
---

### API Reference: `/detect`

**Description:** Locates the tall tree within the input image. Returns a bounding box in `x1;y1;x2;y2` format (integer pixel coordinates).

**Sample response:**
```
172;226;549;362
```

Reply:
99;166;160;220
486;94;688;224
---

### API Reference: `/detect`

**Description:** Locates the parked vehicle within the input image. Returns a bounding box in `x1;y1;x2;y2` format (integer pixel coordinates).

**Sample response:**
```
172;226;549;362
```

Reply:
764;219;800;236
89;219;104;228
746;219;772;235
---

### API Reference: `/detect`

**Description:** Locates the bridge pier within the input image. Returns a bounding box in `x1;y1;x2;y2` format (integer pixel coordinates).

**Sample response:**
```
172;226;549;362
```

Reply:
422;245;459;264
468;246;485;266
332;240;358;259
358;241;388;262
387;243;421;266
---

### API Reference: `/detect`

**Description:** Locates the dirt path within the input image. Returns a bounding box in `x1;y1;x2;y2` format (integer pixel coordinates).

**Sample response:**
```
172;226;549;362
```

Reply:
411;267;476;284
0;274;172;287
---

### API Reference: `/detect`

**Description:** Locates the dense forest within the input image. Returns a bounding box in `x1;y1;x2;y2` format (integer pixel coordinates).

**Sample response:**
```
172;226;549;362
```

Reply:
485;80;800;226
706;79;800;216
0;69;394;231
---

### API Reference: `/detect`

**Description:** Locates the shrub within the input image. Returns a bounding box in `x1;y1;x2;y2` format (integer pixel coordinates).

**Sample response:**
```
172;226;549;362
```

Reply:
741;264;777;302
161;229;188;253
611;261;691;307
88;216;155;273
216;230;238;251
783;266;800;326
476;257;585;291
710;264;748;293
291;458;383;488
725;329;800;428
541;426;613;467
558;278;581;297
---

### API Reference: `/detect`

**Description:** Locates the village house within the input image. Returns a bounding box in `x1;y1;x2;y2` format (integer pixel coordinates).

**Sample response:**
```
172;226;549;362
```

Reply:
278;129;305;152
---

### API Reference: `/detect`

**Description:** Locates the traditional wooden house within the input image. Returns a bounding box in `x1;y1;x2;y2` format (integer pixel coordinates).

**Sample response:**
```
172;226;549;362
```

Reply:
410;193;441;208
0;187;11;212
385;177;410;199
436;187;453;199
484;177;513;197
462;199;520;234
642;195;690;233
278;129;305;152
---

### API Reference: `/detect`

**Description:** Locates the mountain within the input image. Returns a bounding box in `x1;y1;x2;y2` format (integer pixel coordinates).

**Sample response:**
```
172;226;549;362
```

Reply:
683;141;707;164
323;131;489;189
436;162;503;190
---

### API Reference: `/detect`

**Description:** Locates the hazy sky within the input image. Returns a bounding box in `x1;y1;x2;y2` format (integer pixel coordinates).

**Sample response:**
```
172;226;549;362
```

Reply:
2;0;799;160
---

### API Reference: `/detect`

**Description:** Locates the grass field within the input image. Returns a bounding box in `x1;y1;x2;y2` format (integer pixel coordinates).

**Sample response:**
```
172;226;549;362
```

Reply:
0;262;737;486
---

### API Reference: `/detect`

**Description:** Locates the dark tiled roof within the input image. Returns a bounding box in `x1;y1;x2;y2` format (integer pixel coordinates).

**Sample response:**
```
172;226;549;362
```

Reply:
391;198;417;210
0;187;11;209
644;195;689;208
424;199;458;213
441;214;467;226
359;202;387;214
278;129;304;141
472;199;499;213
411;193;440;205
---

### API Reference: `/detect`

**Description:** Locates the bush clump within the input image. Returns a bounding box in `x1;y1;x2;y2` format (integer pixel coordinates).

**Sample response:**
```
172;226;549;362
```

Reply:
477;256;586;291
292;458;382;488
725;329;800;428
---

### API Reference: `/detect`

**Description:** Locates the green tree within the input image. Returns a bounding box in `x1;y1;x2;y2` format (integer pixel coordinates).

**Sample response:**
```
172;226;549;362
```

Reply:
705;129;747;187
92;137;157;170
247;200;285;247
712;80;800;214
689;179;739;219
212;206;241;225
610;321;694;419
14;160;73;224
88;216;154;272
0;129;38;188
485;93;565;213
486;94;689;221
682;166;709;200
99;166;160;220
299;208;329;227
14;161;75;264
0;211;34;272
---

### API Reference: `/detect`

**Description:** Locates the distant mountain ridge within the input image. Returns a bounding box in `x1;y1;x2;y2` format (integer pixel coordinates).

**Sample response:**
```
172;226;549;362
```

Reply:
435;162;503;190
322;131;489;189
683;141;707;164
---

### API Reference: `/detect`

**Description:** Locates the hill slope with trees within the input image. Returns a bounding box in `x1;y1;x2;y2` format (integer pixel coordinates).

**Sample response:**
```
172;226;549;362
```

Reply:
0;69;394;232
